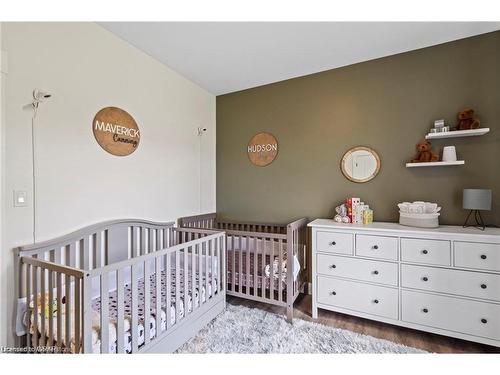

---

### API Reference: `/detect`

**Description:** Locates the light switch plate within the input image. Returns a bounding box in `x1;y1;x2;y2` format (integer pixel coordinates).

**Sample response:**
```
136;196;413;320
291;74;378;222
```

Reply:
13;190;28;207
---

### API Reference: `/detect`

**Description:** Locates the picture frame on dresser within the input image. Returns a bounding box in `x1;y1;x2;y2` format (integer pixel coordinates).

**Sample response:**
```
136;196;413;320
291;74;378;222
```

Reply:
309;219;500;347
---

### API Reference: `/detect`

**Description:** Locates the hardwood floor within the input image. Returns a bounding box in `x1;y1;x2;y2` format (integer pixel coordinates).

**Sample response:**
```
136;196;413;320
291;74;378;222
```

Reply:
226;294;500;353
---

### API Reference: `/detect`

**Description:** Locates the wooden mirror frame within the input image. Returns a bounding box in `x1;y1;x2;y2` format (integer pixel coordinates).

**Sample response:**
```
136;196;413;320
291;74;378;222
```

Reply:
340;146;381;183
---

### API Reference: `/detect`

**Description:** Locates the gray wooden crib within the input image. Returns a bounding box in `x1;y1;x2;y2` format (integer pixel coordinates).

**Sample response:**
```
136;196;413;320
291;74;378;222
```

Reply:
14;219;226;353
177;213;308;321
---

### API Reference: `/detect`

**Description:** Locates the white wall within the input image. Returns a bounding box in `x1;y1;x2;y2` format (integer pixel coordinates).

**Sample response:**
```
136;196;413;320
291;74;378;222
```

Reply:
0;22;216;345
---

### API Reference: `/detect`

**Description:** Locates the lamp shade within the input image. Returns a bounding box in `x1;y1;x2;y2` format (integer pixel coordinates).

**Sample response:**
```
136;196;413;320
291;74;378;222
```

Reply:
463;189;492;211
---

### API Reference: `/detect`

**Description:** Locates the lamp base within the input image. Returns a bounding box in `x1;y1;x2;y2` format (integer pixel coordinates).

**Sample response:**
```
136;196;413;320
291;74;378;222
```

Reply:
463;210;486;231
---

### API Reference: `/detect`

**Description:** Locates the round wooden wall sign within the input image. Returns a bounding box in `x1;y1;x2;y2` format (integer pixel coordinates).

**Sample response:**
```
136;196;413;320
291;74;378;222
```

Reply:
92;107;140;156
247;132;278;167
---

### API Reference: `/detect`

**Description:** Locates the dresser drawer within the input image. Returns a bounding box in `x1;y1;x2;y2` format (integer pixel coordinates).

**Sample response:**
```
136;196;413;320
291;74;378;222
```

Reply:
316;231;353;255
401;238;451;266
317;254;398;286
402;290;500;341
402;264;500;302
455;242;500;272
318;276;398;320
356;234;398;260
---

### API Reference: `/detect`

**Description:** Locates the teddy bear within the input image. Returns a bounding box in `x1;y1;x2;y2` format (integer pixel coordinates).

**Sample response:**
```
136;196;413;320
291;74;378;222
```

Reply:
411;140;440;163
456;108;480;130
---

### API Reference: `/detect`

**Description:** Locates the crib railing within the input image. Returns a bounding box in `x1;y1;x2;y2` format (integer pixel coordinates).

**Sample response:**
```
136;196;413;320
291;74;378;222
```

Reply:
225;231;287;302
177;213;288;235
84;229;225;353
15;220;225;353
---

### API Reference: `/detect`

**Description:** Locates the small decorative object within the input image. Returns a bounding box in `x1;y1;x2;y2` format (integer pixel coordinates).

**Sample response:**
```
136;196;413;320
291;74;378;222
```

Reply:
462;189;492;230
334;197;373;224
410;140;440;163
434;119;445;129
340;146;381;183
333;203;350;223
442;146;457;162
93;107;141;156
247;132;278;167
456;108;480;131
398;201;441;228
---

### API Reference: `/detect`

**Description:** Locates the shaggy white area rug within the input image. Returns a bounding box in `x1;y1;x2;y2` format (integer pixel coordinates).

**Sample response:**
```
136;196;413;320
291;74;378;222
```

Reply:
177;304;426;353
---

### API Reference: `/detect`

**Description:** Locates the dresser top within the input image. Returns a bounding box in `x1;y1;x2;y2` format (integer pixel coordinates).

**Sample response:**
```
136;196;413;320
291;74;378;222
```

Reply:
308;219;500;240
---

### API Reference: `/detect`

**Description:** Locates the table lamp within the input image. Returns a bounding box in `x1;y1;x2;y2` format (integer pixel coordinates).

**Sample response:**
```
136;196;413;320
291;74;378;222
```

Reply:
463;189;492;230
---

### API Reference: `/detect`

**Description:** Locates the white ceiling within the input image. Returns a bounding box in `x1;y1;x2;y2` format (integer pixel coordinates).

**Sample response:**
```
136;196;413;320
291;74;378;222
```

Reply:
99;22;500;95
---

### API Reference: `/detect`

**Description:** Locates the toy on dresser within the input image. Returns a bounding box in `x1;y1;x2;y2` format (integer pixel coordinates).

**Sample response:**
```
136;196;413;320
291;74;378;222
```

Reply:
333;197;373;224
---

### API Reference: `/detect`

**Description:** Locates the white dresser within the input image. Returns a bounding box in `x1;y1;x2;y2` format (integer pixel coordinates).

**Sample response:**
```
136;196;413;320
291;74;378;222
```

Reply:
309;219;500;347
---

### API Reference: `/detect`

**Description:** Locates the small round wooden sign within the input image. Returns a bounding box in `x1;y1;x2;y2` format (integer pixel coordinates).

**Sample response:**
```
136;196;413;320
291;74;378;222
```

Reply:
247;132;278;167
92;107;140;156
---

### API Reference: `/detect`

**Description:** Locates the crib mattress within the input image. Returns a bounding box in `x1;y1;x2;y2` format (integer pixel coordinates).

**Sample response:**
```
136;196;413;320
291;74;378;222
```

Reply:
28;268;218;353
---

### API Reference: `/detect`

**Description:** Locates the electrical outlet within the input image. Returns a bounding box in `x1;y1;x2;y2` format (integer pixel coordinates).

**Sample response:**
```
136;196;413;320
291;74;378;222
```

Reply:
13;190;28;207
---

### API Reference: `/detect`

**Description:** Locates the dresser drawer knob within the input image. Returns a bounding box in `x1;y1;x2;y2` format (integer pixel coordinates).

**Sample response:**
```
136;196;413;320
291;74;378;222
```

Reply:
422;276;428;282
330;264;337;269
331;291;337;296
481;318;488;324
422;308;429;313
373;299;379;304
372;270;379;275
481;284;487;289
422;249;428;255
373;245;379;250
481;254;487;260
330;241;336;246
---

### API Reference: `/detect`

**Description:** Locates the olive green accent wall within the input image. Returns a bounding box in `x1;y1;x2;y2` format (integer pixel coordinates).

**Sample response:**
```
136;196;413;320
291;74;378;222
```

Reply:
216;31;500;226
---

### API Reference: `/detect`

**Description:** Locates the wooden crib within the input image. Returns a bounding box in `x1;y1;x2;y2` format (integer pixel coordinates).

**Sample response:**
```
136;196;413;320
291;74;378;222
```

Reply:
14;219;226;353
178;213;308;321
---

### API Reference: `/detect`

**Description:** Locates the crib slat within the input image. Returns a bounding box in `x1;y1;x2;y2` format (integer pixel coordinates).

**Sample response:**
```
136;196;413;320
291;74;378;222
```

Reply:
231;236;235;292
246;237;250;296
40;268;46;346
269;238;274;301
144;260;151;345
175;250;181;322
198;243;203;302
166;254;172;329
221;236;226;294
56;272;62;347
82;274;92;353
205;242;209;300
25;263;32;348
103;230;109;266
48;269;54;346
211;239;216;295
95;232;103;269
131;264;139;353
32;266;39;347
82;237;90;270
192;244;197;311
141;227;147;255
238;237;242;293
278;238;283;302
74;277;81;353
116;268;125;353
253;235;258;298
155;257;162;336
184;247;189;315
65;274;71;351
100;273;109;353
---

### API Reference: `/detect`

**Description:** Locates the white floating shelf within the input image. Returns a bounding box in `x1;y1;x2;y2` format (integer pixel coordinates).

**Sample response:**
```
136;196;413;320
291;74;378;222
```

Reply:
406;160;465;168
425;128;490;139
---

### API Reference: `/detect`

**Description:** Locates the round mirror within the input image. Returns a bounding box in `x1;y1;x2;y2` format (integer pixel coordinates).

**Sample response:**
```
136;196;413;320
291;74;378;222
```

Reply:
341;146;381;183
